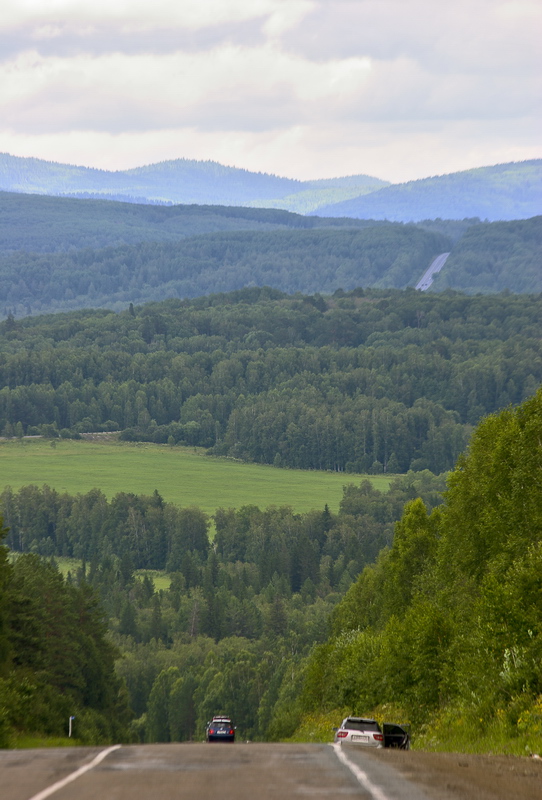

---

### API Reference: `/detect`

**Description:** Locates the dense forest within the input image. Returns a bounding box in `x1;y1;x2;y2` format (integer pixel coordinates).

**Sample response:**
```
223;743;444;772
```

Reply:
0;225;449;316
1;289;542;474
1;389;540;750
315;160;542;222
0;522;132;747
300;386;542;754
432;216;542;294
0;471;445;744
0;191;388;255
1;190;540;318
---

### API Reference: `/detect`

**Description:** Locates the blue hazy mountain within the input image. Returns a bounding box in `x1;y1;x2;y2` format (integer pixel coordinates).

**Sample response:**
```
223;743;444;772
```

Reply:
312;160;542;222
1;152;539;221
0;153;388;213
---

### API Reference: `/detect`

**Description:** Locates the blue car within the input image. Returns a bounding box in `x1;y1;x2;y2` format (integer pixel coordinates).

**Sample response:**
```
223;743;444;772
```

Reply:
206;716;236;742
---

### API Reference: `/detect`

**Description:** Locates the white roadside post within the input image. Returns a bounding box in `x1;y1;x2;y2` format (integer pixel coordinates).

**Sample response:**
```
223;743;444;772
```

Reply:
68;716;75;738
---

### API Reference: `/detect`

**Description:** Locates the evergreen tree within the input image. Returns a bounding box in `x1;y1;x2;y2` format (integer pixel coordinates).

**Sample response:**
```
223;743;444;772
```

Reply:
0;516;12;675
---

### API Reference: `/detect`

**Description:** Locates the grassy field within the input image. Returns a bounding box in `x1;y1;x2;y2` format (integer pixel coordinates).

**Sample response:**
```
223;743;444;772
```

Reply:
0;437;391;518
48;556;171;590
10;552;174;591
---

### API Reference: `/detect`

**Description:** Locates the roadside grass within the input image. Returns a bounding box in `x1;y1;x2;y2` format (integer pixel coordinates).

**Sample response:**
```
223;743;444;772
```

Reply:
286;710;346;744
416;725;540;756
0;437;391;518
415;701;542;757
9;733;78;748
289;702;542;756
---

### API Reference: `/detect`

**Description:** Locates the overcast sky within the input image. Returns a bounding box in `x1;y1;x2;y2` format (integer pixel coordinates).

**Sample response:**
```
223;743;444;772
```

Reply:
0;0;540;182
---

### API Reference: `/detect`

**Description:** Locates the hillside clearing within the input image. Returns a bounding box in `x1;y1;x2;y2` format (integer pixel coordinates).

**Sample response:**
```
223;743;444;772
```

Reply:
0;437;390;517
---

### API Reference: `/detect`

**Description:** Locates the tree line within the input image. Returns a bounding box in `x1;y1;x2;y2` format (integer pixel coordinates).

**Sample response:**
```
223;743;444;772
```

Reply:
1;288;541;474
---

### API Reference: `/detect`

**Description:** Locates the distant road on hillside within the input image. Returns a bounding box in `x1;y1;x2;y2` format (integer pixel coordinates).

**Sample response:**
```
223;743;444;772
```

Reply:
415;252;450;291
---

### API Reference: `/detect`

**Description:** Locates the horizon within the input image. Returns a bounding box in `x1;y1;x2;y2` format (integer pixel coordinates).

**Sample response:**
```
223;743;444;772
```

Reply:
1;150;539;188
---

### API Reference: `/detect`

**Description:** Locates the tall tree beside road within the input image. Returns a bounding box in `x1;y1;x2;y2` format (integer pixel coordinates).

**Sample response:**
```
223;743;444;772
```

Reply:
0;517;11;674
0;547;132;745
302;387;542;751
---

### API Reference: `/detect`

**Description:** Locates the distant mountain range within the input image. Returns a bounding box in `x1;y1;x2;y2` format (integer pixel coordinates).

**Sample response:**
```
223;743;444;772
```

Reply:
1;152;540;221
0;152;387;215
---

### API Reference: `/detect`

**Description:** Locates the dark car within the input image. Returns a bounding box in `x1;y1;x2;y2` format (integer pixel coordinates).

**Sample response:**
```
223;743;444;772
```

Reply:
206;716;236;743
382;723;410;749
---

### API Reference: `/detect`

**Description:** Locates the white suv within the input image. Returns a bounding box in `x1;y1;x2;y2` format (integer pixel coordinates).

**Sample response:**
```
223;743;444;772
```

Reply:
334;717;384;747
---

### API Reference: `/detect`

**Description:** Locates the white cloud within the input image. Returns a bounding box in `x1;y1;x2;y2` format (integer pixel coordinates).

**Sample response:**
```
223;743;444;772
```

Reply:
1;0;313;34
0;0;539;182
0;45;372;133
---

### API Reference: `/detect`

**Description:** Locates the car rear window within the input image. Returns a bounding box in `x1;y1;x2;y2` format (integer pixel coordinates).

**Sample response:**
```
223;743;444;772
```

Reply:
345;719;380;732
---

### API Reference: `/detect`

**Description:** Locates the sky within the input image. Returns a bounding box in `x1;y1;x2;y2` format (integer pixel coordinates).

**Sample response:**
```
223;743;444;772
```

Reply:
0;0;540;183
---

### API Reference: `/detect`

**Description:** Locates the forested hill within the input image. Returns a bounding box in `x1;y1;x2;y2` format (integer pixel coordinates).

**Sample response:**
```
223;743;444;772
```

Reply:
1;288;541;476
314;160;542;222
1;225;450;317
0;190;389;254
430;216;542;294
1;207;541;318
0;153;388;213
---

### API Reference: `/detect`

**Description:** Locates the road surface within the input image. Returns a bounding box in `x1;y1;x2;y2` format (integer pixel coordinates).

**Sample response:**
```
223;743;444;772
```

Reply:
415;253;451;291
0;743;541;800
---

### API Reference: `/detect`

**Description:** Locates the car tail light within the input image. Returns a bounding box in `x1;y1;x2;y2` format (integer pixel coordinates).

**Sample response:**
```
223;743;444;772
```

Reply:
209;729;215;734
229;729;234;734
337;731;348;738
374;733;384;742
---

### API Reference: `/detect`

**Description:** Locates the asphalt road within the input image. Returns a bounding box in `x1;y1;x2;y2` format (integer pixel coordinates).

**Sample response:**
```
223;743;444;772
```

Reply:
0;743;430;800
415;252;451;291
1;743;541;800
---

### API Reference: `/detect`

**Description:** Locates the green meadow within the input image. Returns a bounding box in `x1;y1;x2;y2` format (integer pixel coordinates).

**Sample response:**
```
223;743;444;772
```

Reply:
0;437;391;518
9;552;172;592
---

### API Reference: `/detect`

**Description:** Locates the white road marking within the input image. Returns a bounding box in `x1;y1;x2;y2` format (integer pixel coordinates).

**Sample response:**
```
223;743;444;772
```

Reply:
27;745;121;800
332;743;390;800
